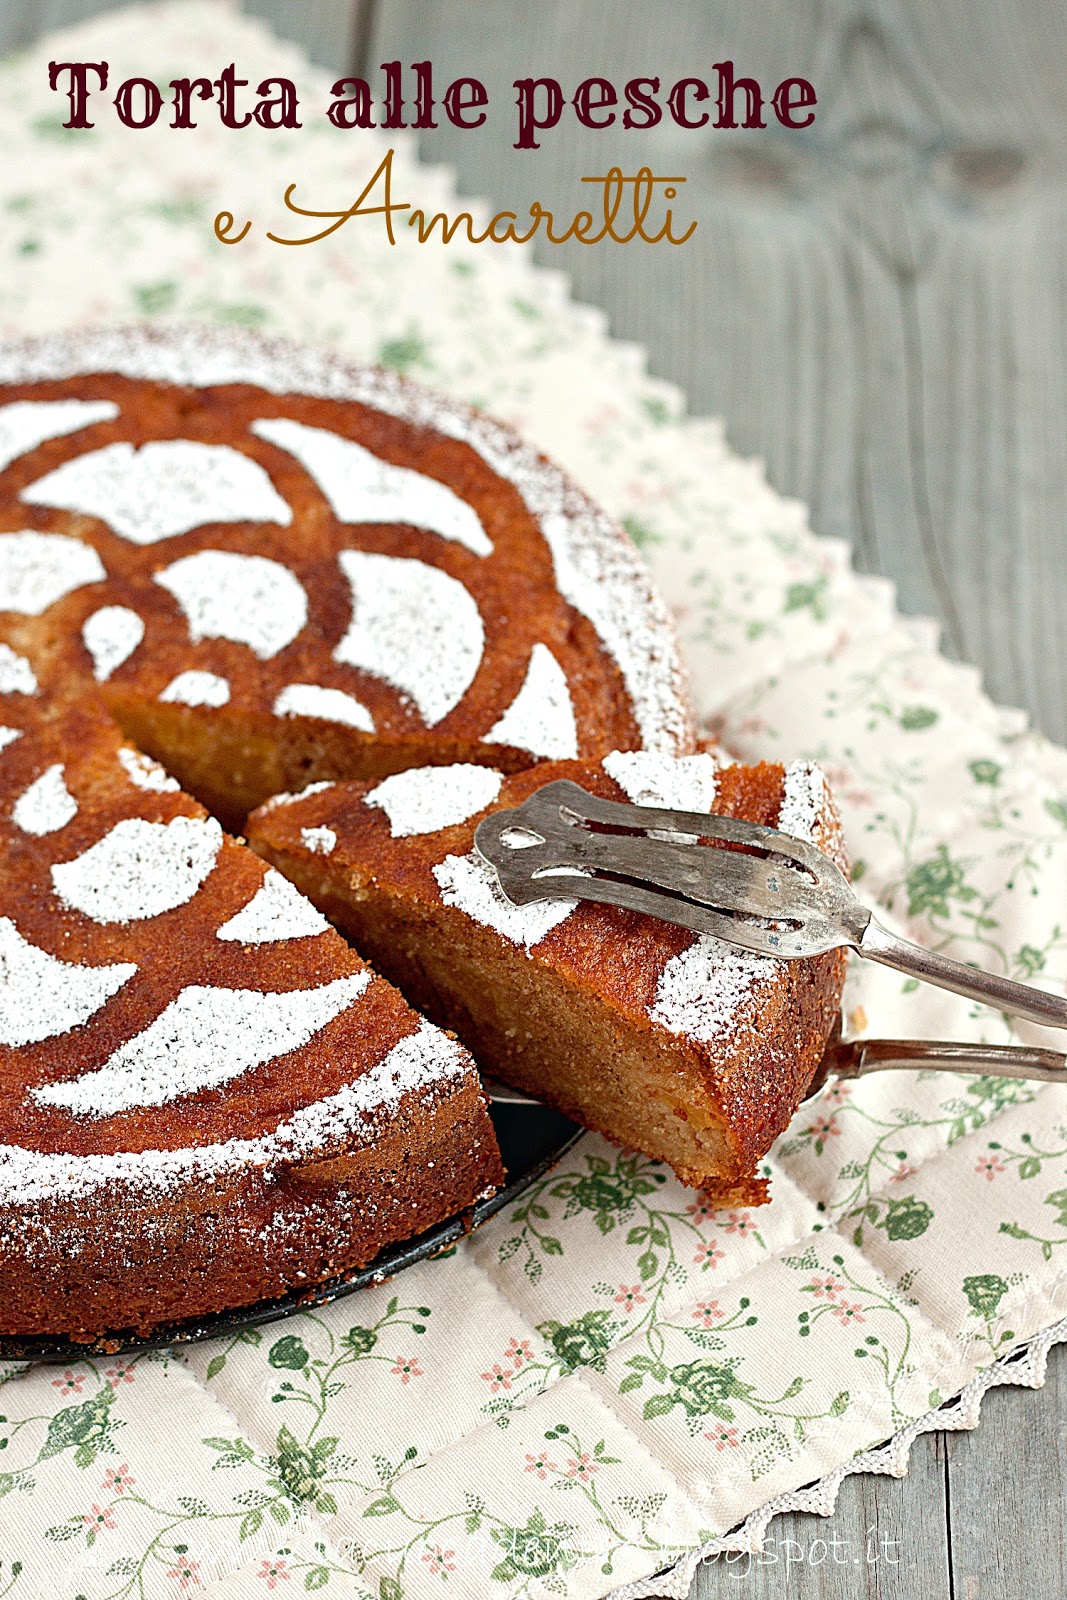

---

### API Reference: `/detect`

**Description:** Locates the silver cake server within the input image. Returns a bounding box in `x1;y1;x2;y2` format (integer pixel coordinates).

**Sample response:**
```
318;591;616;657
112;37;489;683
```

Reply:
481;1034;1067;1105
473;778;1067;1038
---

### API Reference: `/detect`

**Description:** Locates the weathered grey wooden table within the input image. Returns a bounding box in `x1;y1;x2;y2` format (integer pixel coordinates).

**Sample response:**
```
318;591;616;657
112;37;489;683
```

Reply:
5;1;1065;1593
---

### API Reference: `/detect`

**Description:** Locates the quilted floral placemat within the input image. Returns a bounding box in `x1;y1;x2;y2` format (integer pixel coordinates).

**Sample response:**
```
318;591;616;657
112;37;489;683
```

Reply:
2;6;1067;1598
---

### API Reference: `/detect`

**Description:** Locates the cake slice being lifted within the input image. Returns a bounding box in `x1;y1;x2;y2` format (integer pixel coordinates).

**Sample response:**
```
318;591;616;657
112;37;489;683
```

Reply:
0;691;502;1339
247;750;848;1201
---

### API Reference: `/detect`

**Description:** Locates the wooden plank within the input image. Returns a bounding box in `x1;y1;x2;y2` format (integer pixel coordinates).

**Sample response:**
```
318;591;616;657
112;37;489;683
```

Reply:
692;1427;951;1599
0;0;128;55
944;1339;1067;1599
239;0;362;72
691;1343;1066;1600
0;1;363;76
368;0;1067;743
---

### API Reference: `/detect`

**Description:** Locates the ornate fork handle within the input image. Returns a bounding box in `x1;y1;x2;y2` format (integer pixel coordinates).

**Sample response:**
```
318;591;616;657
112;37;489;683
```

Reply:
861;919;1067;1032
476;781;1067;1030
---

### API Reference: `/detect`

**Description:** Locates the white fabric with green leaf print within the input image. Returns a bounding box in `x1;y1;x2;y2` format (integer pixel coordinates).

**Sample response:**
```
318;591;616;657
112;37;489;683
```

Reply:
2;7;1067;1600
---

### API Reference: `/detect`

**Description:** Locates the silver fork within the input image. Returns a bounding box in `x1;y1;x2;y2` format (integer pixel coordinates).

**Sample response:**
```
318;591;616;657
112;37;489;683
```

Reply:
474;778;1067;1037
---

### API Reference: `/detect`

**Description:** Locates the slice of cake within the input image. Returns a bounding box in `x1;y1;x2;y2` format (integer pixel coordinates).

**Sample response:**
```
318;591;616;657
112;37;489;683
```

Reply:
0;325;694;830
247;751;848;1201
0;695;502;1338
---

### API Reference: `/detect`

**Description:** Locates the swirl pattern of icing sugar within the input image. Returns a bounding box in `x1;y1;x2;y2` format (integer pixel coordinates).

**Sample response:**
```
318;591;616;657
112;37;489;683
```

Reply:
0;915;135;1048
31;971;372;1117
81;604;145;682
649;934;782;1044
117;747;180;794
274;682;374;732
155;549;308;660
301;825;336;855
11;764;77;836
51;815;223;924
0;643;37;696
0;327;691;751
159;670;230;707
21;439;293;545
432;850;576;950
483;642;577;760
0;1018;469;1204
282;1018;466;1154
335;549;484;727
0;530;106;615
0;399;118;473
216;868;329;943
365;764;503;838
251;417;492;557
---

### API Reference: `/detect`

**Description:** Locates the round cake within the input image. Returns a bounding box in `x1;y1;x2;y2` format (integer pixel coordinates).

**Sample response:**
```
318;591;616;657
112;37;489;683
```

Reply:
0;324;698;1341
0;324;694;829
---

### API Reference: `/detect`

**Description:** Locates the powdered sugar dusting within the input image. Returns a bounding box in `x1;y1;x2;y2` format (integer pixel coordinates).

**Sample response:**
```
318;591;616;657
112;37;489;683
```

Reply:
259;780;336;812
252;417;492;556
22;439;292;544
155;549;307;659
335;549;484;727
217;868;329;943
12;763;77;836
281;1018;469;1151
0;399;118;473
602;749;721;813
0;530;106;615
433;849;576;949
273;682;374;732
31;971;371;1116
649;934;782;1044
0;727;21;755
117;746;180;793
51;815;223;924
537;513;682;751
778;760;829;844
483;643;577;760
0;1016;471;1203
81;604;145;681
0;915;135;1047
301;826;336;855
0;643;37;695
366;764;503;837
777;759;847;872
160;670;230;708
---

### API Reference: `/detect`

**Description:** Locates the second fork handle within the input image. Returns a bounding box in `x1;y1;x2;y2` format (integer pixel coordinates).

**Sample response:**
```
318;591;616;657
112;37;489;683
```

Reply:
827;1037;1067;1085
860;917;1067;1032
